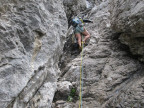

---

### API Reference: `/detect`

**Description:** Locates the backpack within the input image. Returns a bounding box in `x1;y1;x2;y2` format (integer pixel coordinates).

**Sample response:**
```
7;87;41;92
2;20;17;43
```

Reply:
71;17;83;27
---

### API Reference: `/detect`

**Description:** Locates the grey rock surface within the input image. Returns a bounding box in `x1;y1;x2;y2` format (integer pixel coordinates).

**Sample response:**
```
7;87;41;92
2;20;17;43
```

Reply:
0;0;67;108
0;0;144;108
53;0;144;108
63;0;87;23
110;0;144;62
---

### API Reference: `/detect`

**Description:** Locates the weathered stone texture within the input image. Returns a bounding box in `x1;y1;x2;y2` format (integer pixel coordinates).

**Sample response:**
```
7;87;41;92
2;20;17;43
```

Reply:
63;0;87;23
0;0;67;108
0;0;144;108
53;0;144;108
110;0;144;62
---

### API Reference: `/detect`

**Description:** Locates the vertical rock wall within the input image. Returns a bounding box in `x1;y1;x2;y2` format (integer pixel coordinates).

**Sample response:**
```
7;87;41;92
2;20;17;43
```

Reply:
110;0;144;62
0;0;67;108
53;0;144;108
63;0;87;24
0;0;144;108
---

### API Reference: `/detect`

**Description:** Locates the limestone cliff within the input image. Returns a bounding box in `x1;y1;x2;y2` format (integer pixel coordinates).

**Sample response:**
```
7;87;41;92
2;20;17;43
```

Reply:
53;0;144;108
0;0;144;108
0;0;67;108
110;0;144;62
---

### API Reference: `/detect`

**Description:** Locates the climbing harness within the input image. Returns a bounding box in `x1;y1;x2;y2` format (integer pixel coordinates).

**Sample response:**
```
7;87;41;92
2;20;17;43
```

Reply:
79;41;84;108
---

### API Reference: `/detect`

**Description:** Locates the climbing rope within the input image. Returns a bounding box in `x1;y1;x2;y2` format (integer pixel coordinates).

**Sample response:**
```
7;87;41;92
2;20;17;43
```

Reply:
79;41;84;108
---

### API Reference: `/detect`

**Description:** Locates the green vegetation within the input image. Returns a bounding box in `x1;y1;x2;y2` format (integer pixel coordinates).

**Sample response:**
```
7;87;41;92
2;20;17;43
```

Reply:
68;88;77;102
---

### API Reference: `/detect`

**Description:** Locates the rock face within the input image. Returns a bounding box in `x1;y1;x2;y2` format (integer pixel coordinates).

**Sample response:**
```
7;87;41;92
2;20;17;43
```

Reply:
0;0;144;108
63;0;87;24
0;0;67;108
53;0;144;108
110;0;144;62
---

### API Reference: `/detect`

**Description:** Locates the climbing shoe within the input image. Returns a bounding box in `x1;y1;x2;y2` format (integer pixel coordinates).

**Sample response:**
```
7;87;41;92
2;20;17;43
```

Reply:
82;41;88;47
79;46;82;51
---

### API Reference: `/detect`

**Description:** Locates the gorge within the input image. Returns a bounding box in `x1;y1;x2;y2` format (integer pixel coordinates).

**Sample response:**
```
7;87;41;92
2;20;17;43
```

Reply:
0;0;144;108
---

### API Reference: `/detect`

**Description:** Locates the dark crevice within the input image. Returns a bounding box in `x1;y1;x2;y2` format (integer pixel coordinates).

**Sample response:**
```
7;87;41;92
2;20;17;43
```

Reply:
58;34;81;72
111;32;143;62
54;5;92;105
111;32;122;40
53;91;68;102
119;42;143;61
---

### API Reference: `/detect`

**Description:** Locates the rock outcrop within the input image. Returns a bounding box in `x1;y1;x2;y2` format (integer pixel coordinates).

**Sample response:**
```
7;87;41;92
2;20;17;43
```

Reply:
0;0;144;108
0;0;67;108
63;0;87;24
53;0;144;108
110;0;144;62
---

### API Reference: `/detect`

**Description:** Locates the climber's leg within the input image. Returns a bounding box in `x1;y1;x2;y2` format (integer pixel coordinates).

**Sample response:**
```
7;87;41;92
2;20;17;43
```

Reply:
82;28;90;43
75;33;82;48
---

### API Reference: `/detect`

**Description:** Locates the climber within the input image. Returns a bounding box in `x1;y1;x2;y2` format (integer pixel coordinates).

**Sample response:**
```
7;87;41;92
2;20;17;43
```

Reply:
71;17;93;49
